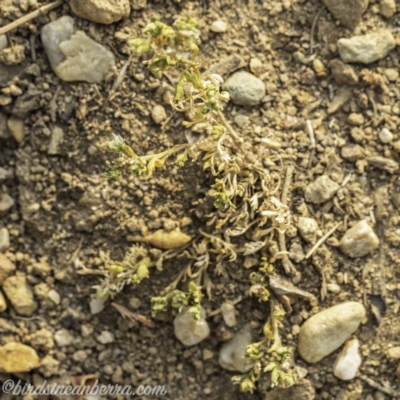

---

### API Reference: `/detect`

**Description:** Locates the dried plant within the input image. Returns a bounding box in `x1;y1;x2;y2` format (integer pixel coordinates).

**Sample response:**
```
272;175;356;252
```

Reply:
98;17;297;392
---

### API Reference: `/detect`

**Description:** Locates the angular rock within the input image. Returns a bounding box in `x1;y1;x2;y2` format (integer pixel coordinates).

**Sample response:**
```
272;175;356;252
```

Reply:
97;331;114;344
222;71;265;106
0;193;14;216
322;0;368;28
204;54;246;77
219;324;252;372
329;59;358;86
54;329;74;347
41;16;115;83
7;117;24;143
333;338;362;380
328;87;352;114
337;31;396;64
0;253;15;284
174;306;210;346
0;342;40;373
341;143;364;162
298;302;366;363
68;0;130;25
305;175;340;204
56;31;116;83
3;275;38;316
339;220;379;258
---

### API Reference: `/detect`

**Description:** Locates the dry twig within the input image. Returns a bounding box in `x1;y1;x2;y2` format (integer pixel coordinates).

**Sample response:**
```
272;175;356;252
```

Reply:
0;0;64;35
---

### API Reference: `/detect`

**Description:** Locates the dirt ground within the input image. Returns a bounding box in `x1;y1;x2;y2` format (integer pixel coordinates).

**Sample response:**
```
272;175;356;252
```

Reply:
1;0;400;399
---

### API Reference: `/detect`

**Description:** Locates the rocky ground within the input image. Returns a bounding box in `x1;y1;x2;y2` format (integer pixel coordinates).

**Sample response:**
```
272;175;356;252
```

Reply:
1;0;400;399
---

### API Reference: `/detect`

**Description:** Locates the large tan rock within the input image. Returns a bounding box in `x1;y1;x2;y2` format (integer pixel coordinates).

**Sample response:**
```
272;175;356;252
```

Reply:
68;0;130;24
0;342;40;373
3;275;38;316
298;302;365;363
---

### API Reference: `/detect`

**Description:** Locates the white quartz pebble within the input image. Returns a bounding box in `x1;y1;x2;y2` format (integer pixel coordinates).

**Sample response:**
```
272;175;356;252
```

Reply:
333;339;362;380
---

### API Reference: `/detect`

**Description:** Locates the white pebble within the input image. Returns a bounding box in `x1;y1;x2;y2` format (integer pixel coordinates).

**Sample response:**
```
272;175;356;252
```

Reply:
333;338;362;380
54;329;74;347
220;301;237;327
97;331;114;344
90;298;105;314
210;20;227;33
47;289;61;305
151;105;167;125
174;306;210;346
379;128;393;144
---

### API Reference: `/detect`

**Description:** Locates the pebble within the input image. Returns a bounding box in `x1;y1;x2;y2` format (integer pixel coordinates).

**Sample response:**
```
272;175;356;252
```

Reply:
328;87;352;114
347;113;364;126
298;302;366;363
339;220;379;258
0;35;7;52
151;105;167;125
220;302;237;327
54;329;74;347
0;253;15;284
174;306;210;346
305;175;340;204
68;0;130;24
97;331;115;344
39;355;60;377
222;71;265;106
266;379;315;400
48;126;64;155
380;0;396;18
383;68;399;82
41;16;115;83
41;16;74;68
341;143;364;162
90;297;105;314
298;217;319;243
249;57;263;76
2;275;38;316
0;342;40;373
47;289;61;305
378;128;393;144
0;194;13;217
322;0;368;28
289;241;305;263
333;339;362;380
234;114;250;128
337;31;396;64
328;59;358;86
7;117;24;143
210;20;227;33
219;324;252;372
0;290;7;312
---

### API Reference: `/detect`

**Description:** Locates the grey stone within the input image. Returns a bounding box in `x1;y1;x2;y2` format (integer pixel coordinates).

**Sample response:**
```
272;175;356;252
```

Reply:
298;302;366;363
322;0;368;28
339;220;379;258
305;175;340;204
0;228;10;252
297;217;319;243
219;324;252;372
41;16;75;68
329;59;358;86
222;71;265;106
338;31;396;64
